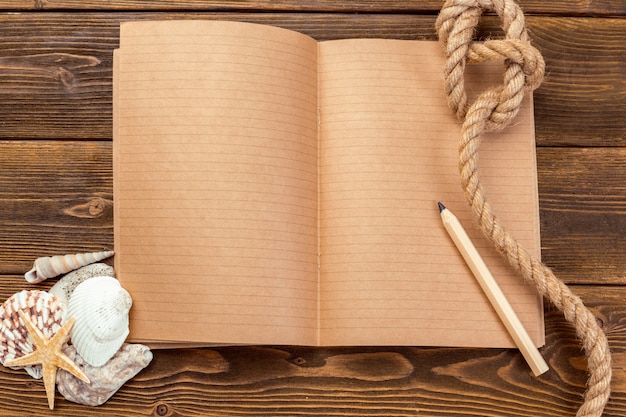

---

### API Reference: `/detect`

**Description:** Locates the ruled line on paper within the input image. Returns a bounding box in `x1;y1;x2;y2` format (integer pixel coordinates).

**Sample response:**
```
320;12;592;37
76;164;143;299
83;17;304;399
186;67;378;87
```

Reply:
115;21;321;345
317;38;541;347
115;22;542;348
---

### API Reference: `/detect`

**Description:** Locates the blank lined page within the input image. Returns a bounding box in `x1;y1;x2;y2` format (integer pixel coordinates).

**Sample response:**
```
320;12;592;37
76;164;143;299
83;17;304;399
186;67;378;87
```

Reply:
114;21;319;345
318;39;543;347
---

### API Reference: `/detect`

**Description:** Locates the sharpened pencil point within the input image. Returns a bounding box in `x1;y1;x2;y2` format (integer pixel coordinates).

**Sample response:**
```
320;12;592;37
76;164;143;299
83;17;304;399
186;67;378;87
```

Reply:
437;202;446;212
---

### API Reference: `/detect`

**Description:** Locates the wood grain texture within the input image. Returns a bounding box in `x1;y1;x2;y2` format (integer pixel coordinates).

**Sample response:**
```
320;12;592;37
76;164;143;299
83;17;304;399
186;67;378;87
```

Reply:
0;0;624;16
537;147;626;284
1;142;623;284
0;13;434;140
0;141;113;274
0;13;624;146
0;280;622;416
531;18;626;147
0;3;624;416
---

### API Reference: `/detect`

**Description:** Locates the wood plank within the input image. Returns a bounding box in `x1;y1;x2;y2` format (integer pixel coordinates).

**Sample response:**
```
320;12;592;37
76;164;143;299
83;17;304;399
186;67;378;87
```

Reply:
0;141;113;274
0;278;621;416
531;18;626;147
537;147;626;284
0;145;624;282
0;0;624;16
0;12;435;140
0;13;624;146
0;143;623;282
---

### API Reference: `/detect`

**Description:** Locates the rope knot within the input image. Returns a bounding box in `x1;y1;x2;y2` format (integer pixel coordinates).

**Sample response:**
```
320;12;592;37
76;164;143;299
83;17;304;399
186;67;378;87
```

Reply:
435;0;545;127
468;39;544;91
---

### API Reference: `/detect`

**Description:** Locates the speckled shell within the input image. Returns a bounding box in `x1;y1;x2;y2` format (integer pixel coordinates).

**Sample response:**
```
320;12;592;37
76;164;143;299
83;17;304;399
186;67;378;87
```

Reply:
24;251;115;284
67;276;132;367
49;263;116;306
0;290;67;379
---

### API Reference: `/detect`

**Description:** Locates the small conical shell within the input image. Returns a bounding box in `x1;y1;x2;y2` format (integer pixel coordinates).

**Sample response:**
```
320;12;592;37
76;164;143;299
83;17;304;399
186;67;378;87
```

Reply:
24;251;114;283
0;290;66;379
67;276;132;367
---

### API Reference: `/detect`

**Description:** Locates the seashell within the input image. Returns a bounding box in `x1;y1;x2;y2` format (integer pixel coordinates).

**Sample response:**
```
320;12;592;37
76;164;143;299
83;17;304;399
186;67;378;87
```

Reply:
0;290;66;379
24;250;114;284
67;276;132;367
49;263;116;306
57;343;152;406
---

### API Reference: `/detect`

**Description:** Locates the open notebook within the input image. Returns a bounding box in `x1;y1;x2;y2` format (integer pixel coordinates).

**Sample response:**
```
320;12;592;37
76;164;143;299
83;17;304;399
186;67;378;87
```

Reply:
113;20;544;348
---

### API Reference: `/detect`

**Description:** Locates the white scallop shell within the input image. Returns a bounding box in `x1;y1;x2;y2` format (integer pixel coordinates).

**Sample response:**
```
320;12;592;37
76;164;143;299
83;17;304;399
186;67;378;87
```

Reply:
24;250;114;283
67;276;132;367
0;290;66;379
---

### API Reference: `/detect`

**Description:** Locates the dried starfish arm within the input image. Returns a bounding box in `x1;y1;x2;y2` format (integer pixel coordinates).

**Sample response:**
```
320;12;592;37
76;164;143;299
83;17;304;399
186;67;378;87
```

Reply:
4;311;89;409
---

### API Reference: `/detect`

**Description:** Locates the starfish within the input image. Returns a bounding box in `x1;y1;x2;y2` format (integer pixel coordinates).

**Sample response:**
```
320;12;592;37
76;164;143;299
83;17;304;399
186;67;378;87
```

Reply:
4;310;90;409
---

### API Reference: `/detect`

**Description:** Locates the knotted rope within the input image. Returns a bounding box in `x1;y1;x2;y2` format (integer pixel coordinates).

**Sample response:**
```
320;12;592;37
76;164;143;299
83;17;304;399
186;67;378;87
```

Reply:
436;1;612;416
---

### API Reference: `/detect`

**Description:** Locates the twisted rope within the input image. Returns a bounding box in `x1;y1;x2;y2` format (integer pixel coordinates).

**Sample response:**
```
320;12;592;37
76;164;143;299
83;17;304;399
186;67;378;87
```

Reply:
436;1;612;416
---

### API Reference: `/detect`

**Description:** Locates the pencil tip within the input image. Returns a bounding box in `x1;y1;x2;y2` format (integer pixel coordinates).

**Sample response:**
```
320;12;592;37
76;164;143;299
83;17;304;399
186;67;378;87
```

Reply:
437;202;446;212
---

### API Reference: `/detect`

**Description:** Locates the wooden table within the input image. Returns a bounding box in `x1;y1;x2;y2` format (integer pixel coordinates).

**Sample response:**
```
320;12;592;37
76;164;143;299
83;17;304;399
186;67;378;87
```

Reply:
0;1;624;415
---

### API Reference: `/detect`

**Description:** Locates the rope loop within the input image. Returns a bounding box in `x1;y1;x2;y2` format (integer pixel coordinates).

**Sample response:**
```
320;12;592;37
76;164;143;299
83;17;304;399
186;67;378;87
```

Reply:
435;1;611;416
436;0;544;125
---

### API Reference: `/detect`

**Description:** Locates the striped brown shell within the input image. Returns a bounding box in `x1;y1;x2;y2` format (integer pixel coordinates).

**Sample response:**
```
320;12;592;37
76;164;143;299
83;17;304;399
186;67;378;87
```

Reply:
0;290;67;379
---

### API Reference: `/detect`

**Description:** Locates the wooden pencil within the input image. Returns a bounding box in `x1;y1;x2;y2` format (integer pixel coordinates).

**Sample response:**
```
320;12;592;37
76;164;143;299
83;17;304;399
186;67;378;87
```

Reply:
438;202;549;376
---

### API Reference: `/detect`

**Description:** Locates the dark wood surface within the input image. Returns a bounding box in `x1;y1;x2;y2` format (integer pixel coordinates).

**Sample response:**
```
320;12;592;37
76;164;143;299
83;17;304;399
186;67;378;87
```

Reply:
0;1;624;415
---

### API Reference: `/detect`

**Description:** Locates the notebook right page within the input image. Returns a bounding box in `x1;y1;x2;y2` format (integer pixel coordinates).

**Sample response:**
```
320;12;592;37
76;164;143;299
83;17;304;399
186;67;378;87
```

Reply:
318;39;544;348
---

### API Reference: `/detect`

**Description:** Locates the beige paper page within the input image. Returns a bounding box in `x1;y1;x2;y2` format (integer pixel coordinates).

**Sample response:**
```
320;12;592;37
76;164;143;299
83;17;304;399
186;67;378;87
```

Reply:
318;39;543;347
114;21;319;345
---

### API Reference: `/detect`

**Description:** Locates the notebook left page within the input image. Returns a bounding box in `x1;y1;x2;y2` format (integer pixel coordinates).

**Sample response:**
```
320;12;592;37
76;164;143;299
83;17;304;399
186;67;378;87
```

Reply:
113;21;319;345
